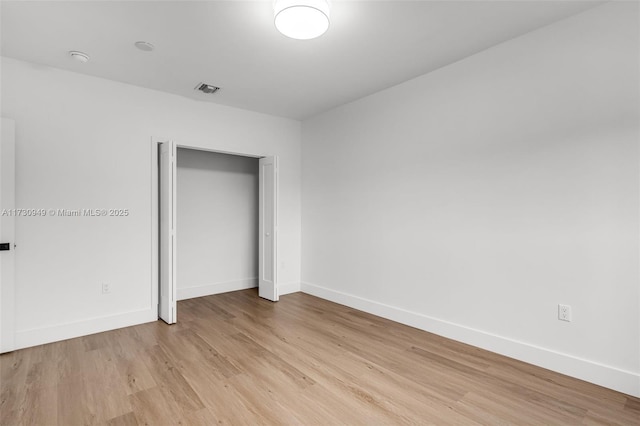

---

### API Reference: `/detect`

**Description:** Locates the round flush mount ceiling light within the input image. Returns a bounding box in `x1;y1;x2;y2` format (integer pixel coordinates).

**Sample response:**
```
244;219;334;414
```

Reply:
134;41;155;52
69;51;90;63
274;0;330;40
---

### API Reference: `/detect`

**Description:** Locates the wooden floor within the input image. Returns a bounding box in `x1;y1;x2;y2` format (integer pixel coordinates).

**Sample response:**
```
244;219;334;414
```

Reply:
1;290;639;425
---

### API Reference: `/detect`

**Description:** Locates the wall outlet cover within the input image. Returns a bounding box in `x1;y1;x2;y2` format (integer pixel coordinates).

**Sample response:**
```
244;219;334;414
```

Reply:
558;304;572;322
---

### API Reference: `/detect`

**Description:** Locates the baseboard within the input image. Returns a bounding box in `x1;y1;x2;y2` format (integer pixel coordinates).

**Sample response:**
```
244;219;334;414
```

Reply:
177;278;257;301
13;307;157;351
279;282;300;296
300;282;640;398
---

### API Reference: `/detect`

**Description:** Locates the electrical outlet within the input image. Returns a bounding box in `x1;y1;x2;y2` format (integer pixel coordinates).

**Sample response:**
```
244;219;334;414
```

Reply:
558;304;571;322
102;283;111;294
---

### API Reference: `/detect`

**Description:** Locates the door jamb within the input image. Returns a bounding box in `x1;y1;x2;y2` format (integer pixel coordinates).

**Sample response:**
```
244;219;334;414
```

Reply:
0;118;16;353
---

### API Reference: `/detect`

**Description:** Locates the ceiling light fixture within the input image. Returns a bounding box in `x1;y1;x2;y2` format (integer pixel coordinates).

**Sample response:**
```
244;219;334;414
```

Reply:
69;51;90;63
274;0;330;40
134;41;155;52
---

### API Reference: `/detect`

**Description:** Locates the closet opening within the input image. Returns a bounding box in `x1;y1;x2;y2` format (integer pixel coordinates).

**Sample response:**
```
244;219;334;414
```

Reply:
177;148;259;300
151;139;278;325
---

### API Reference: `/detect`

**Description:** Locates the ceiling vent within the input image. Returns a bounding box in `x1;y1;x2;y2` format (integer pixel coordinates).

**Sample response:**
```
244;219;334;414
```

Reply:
195;83;220;94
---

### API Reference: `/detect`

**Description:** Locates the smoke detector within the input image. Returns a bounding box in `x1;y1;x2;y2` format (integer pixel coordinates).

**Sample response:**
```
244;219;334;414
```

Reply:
134;41;155;52
69;51;90;63
195;83;220;94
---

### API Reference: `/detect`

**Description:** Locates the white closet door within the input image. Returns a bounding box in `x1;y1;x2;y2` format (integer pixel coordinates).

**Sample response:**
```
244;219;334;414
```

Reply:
0;118;16;352
159;141;177;323
258;156;278;301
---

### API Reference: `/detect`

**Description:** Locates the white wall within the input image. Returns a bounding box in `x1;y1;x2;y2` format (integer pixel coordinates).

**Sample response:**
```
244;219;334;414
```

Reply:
176;149;259;300
302;2;639;397
1;57;301;349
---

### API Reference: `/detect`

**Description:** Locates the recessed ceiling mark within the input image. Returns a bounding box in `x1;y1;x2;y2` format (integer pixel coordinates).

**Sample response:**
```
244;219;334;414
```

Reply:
195;83;221;94
134;41;155;52
69;51;90;63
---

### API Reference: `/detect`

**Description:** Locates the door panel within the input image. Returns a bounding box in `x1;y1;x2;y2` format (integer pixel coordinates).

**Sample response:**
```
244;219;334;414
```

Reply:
1;118;16;353
159;141;177;324
258;156;278;301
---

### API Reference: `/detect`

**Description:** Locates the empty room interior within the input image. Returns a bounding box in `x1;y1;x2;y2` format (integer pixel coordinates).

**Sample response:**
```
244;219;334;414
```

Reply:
1;0;639;424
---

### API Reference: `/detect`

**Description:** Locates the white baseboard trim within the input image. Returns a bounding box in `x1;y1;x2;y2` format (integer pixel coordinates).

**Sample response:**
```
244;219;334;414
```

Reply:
177;278;257;301
14;307;157;351
300;282;640;398
279;282;300;296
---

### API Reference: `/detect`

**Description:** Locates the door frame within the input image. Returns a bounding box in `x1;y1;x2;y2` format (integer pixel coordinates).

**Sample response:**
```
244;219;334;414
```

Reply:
0;118;16;353
150;138;279;322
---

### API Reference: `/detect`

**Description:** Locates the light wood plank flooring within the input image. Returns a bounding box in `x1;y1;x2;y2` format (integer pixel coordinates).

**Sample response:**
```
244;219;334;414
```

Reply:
1;289;639;425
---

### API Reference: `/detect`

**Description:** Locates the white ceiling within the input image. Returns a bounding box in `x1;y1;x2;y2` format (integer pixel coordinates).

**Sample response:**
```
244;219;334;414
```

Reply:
1;1;602;120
